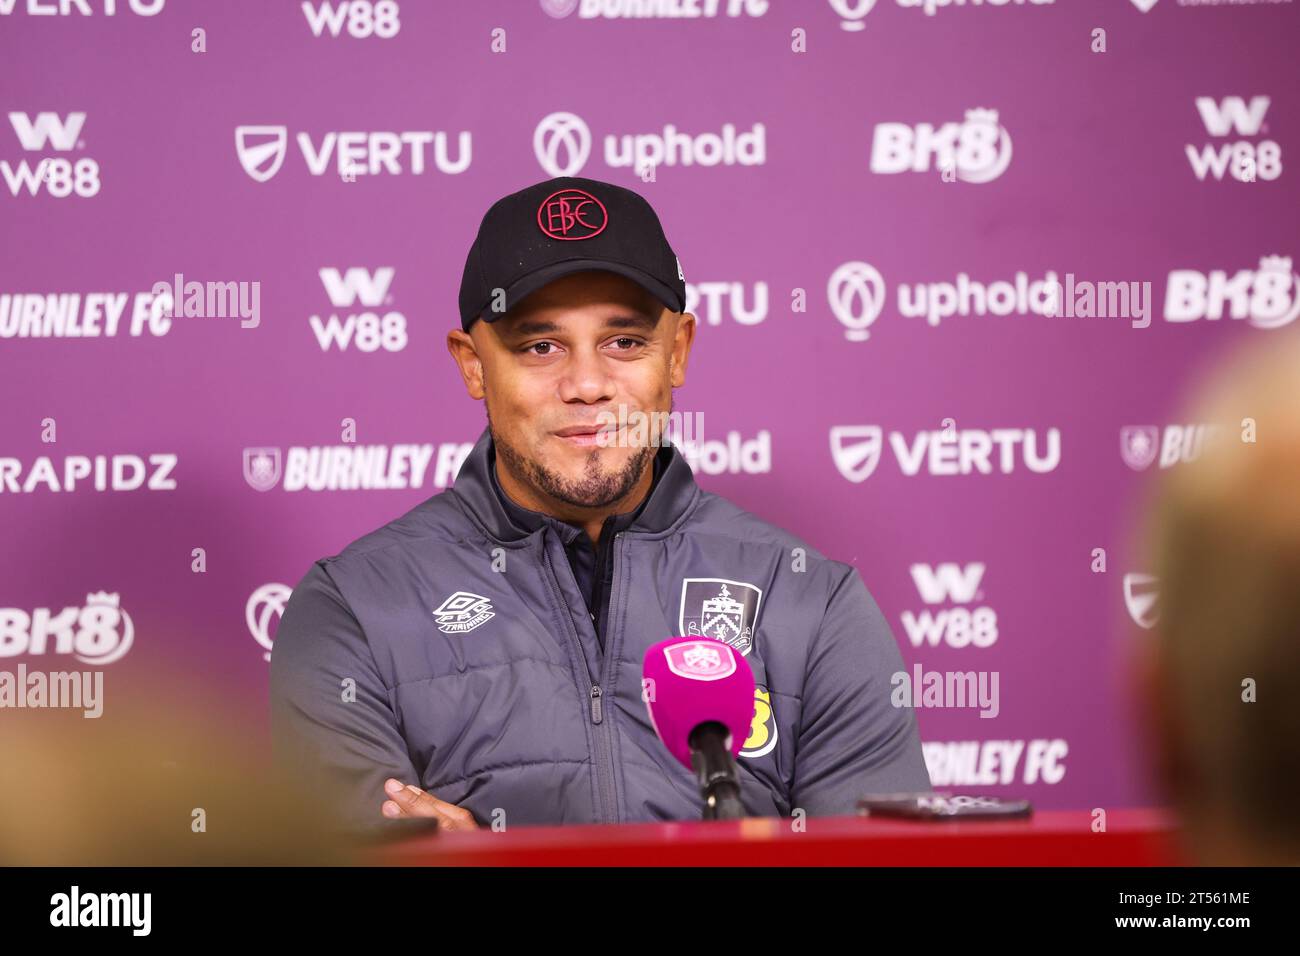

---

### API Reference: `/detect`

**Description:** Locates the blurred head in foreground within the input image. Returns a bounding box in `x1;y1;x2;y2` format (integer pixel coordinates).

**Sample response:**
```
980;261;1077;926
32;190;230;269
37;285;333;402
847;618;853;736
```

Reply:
1141;331;1300;865
0;665;378;865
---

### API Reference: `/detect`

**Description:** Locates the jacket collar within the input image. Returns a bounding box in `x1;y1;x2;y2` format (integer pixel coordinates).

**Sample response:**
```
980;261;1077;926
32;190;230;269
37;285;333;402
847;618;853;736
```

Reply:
450;424;699;544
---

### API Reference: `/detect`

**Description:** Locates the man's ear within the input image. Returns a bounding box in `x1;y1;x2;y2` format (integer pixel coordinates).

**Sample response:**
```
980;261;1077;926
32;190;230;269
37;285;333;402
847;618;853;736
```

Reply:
446;328;486;400
670;311;696;388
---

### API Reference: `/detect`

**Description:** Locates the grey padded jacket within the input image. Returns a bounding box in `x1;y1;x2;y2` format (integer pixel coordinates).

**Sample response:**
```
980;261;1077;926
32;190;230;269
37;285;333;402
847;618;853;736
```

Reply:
269;425;931;833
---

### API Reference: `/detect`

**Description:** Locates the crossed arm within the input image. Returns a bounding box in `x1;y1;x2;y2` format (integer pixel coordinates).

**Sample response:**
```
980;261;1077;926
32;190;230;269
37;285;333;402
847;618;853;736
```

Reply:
269;560;477;832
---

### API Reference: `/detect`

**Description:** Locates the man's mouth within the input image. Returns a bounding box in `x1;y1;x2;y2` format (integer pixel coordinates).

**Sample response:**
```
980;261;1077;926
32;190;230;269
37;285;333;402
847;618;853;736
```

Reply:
553;423;616;448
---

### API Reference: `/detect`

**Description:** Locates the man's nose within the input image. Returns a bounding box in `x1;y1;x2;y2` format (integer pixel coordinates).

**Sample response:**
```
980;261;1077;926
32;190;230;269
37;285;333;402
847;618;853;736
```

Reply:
557;347;617;404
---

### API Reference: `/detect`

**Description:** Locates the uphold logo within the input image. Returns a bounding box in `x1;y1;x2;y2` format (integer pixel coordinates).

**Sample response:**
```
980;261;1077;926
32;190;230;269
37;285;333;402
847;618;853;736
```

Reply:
532;110;764;178
247;583;292;662
534;112;592;177
828;261;887;342
828;0;878;30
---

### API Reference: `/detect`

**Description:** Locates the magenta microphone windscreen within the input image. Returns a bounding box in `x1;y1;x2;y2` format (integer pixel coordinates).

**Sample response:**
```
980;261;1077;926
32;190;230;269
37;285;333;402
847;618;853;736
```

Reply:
641;637;756;771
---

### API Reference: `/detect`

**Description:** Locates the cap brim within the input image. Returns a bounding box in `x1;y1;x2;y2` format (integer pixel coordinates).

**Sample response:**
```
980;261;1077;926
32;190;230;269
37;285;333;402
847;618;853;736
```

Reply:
478;259;682;326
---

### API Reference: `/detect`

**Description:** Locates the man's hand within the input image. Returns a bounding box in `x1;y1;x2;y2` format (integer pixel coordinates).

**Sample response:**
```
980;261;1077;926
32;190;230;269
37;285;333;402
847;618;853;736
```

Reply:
381;778;480;830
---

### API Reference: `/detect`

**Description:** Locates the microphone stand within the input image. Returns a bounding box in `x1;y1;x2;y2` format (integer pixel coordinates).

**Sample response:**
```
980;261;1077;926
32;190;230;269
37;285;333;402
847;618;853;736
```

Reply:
688;721;746;820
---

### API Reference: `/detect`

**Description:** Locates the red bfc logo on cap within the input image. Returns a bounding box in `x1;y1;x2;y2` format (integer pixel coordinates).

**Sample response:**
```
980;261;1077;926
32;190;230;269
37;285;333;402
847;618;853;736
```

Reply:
537;188;608;241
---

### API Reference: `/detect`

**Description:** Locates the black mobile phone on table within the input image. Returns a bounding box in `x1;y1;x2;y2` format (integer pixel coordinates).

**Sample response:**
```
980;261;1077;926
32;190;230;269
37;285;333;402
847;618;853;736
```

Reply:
856;793;1033;820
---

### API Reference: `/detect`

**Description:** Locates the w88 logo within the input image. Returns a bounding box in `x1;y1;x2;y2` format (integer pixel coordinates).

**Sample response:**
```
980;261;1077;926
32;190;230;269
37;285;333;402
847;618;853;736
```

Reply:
302;1;401;40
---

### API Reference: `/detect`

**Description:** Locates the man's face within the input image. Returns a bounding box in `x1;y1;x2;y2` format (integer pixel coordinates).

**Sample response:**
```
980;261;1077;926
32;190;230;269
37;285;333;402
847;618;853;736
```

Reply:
448;270;695;513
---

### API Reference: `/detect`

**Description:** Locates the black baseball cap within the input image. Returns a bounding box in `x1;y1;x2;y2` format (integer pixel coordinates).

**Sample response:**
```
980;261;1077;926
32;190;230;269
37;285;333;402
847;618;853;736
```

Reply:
457;176;686;333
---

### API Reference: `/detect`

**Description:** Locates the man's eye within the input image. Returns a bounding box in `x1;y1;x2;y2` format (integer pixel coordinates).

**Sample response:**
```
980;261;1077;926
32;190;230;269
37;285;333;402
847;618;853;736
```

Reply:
524;342;554;355
611;337;643;350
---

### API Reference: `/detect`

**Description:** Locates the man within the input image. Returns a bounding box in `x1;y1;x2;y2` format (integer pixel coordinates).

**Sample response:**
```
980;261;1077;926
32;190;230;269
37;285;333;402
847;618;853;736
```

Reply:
270;175;930;834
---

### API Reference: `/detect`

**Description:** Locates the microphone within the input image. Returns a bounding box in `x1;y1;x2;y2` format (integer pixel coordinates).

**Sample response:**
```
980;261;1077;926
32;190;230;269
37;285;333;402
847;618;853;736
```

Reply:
642;637;756;821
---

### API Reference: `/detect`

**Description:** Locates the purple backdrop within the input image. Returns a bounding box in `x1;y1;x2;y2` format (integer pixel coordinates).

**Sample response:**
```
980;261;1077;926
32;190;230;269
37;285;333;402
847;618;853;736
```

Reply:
3;0;1298;812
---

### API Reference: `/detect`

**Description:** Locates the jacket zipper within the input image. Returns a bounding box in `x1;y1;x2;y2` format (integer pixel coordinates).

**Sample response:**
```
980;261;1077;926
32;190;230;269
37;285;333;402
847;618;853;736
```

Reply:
593;531;627;821
539;534;615;823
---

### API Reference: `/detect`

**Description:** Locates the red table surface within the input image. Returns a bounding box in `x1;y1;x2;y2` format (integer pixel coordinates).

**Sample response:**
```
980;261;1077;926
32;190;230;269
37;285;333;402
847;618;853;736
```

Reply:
373;808;1184;867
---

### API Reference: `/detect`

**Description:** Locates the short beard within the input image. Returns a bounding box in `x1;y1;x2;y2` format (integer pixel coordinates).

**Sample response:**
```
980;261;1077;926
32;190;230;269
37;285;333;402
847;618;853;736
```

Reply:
489;412;655;511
